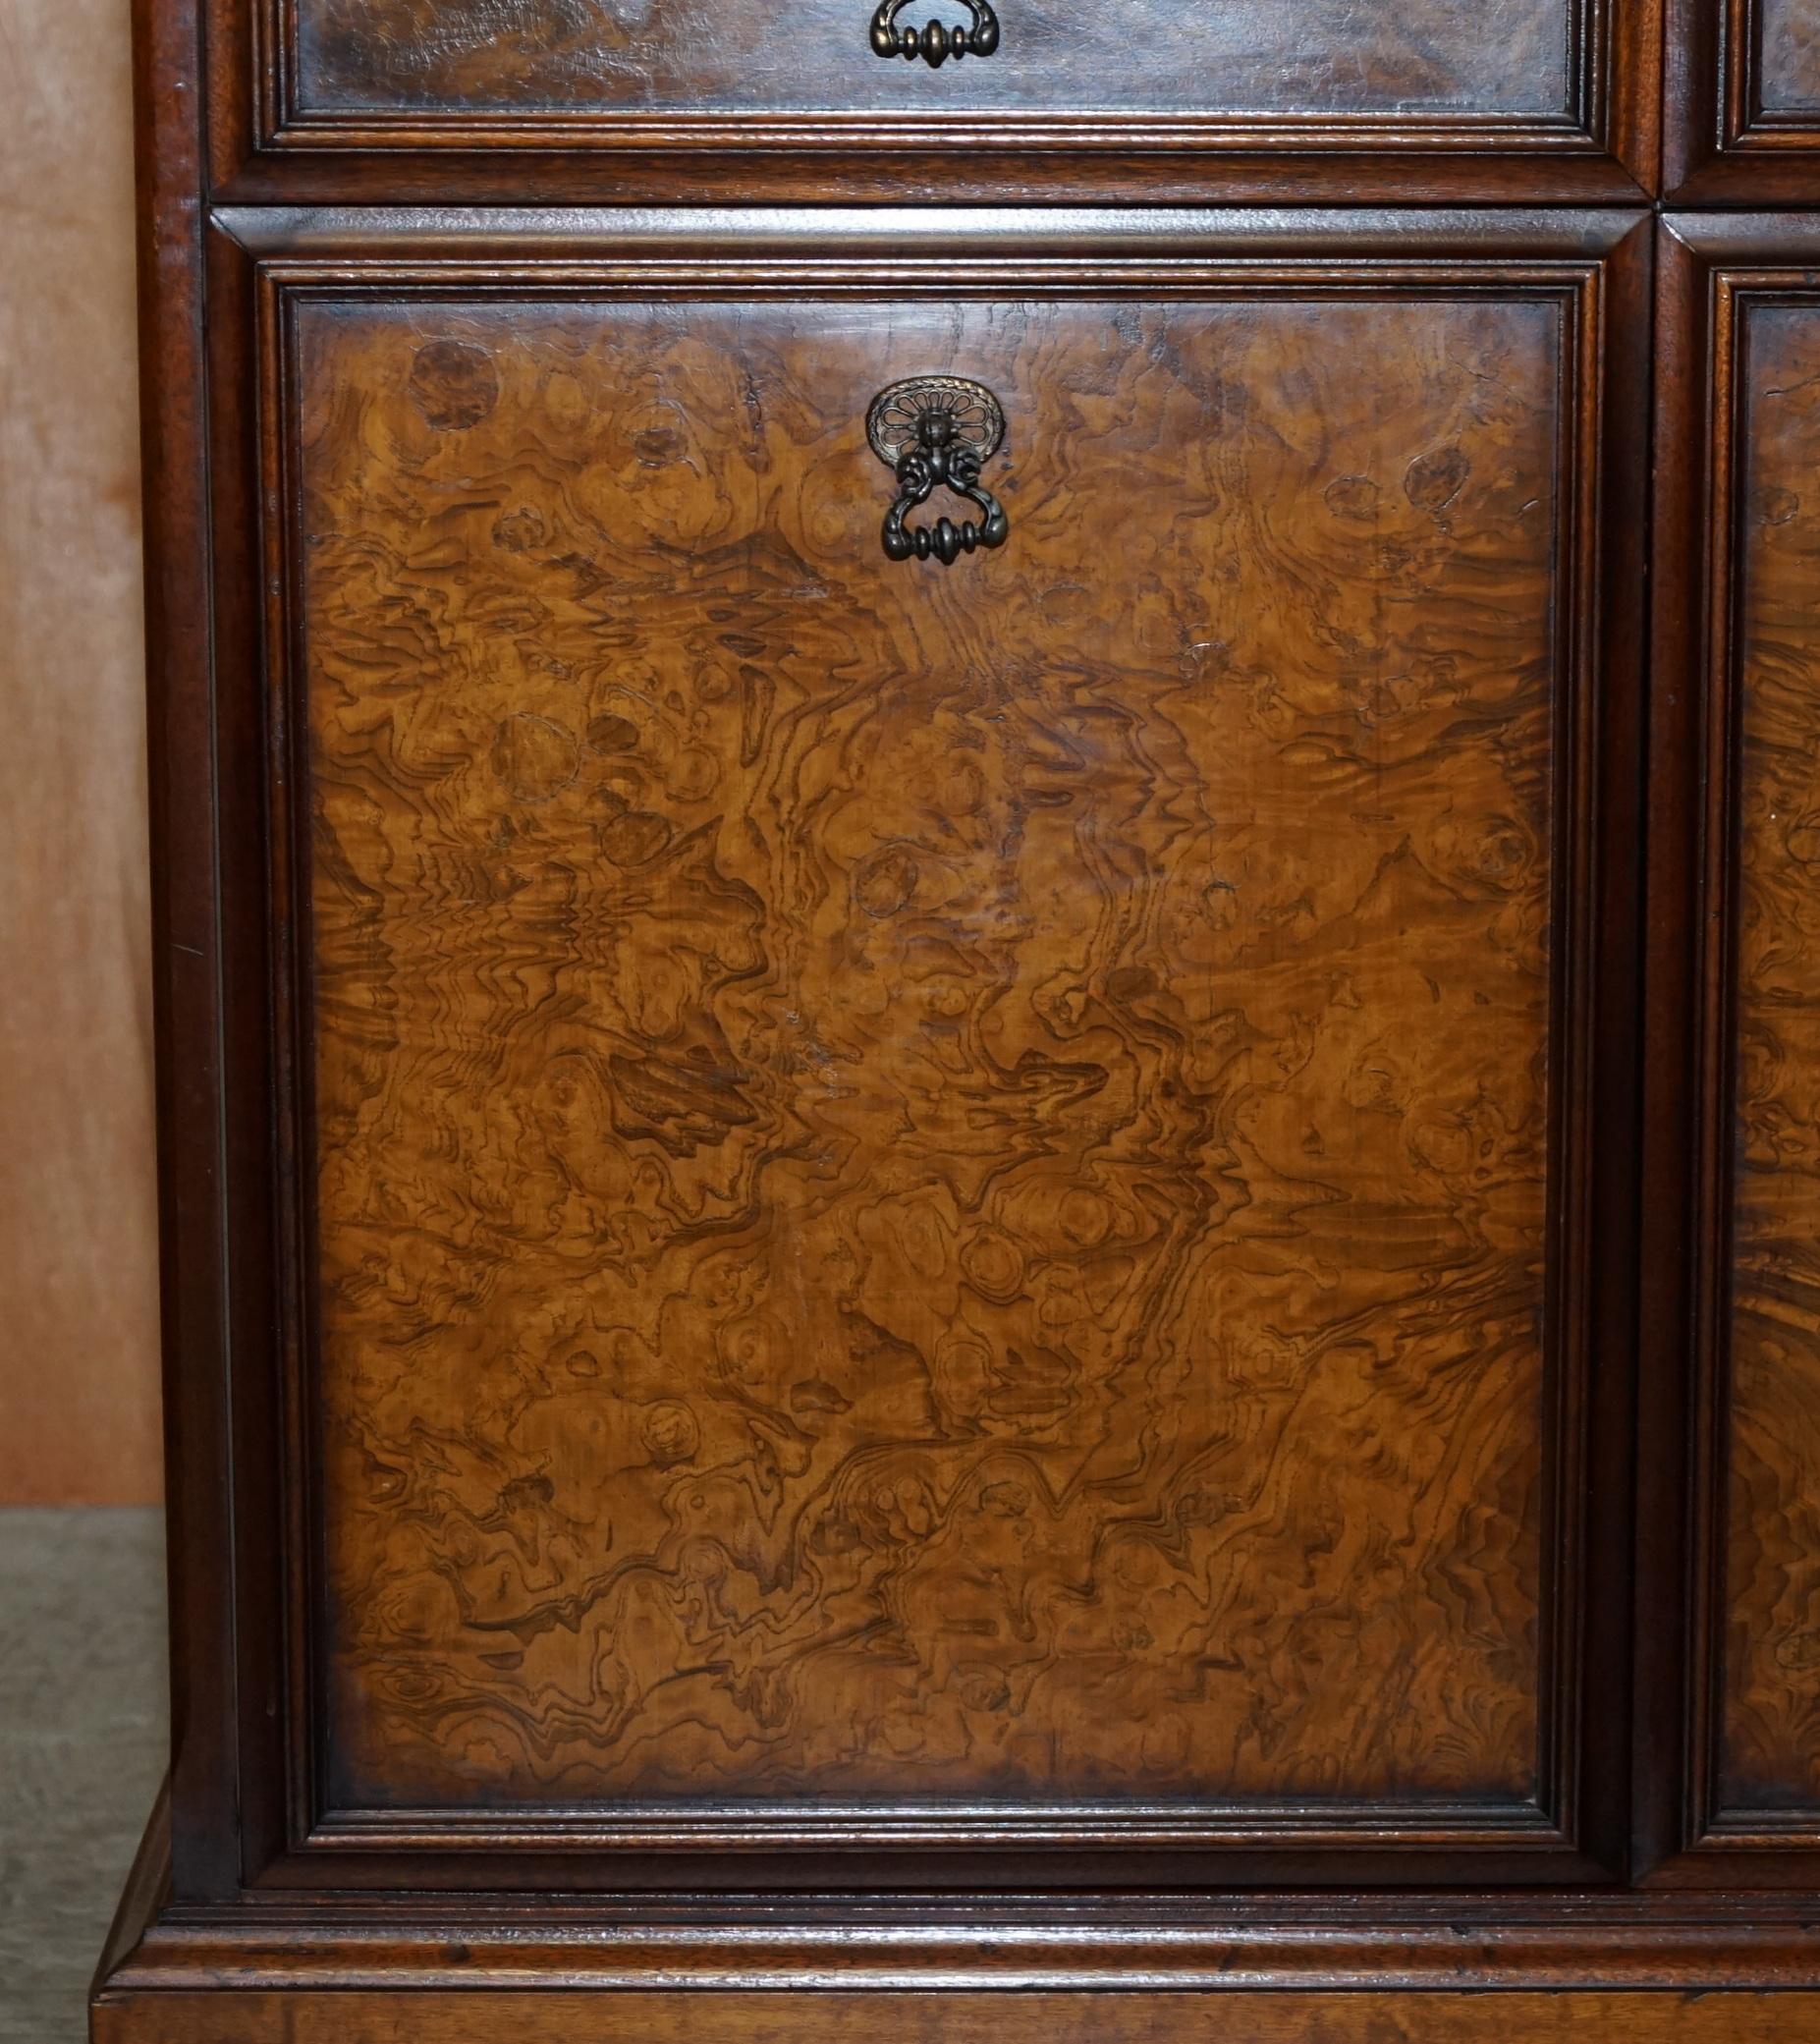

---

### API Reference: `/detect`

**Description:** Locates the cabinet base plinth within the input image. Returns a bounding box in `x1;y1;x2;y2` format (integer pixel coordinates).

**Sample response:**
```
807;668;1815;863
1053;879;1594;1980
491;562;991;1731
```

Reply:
85;1989;1820;2044
91;1797;1820;2042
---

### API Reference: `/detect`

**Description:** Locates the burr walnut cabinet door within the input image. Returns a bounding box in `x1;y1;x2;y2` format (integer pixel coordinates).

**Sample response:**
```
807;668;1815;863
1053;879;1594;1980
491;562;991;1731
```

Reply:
223;209;1645;1889
1646;218;1820;1882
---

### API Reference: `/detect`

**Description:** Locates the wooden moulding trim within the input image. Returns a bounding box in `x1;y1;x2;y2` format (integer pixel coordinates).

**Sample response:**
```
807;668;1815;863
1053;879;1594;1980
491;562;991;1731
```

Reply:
205;157;1660;210
210;203;1651;262
95;1932;1820;1996
76;1993;1820;2044
104;1905;1820;1994
1684;255;1820;1865
299;1800;1575;1854
257;112;1606;153
89;1806;1820;1993
1631;212;1712;1884
1718;0;1798;148
1638;213;1820;1887
1661;0;1820;197
228;0;1655;166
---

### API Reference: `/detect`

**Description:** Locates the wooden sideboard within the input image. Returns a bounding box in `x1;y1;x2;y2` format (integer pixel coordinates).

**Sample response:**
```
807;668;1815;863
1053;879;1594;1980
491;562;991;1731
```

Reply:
94;1;1820;2035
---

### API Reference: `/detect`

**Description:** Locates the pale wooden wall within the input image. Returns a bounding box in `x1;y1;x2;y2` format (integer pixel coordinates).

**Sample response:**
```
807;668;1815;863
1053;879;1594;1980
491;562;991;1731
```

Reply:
0;0;163;1502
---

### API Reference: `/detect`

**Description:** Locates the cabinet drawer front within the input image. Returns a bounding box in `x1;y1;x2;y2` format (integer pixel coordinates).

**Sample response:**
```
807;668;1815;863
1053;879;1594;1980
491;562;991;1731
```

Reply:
231;0;1649;192
290;0;1570;120
220;210;1645;1885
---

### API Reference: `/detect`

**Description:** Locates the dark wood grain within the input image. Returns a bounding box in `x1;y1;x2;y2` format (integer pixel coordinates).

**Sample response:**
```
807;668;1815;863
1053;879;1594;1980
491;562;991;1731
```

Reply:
199;0;1659;202
1640;215;1820;1886
146;208;1644;1899
93;1786;1820;2000
1633;211;1711;1885
289;285;1569;1814
1662;0;1820;199
1721;295;1820;1818
289;0;1574;119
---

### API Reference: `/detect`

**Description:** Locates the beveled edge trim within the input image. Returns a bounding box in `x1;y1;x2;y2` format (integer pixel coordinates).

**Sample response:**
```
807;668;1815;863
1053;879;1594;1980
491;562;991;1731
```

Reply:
92;1799;1820;1997
132;0;246;1906
1663;0;1820;198
101;1924;1820;1997
213;203;1651;261
303;1797;1572;1855
1714;0;1820;146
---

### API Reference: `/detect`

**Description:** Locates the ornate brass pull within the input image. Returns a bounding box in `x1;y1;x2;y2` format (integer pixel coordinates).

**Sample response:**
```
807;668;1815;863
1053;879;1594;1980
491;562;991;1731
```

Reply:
869;0;999;67
867;376;1010;568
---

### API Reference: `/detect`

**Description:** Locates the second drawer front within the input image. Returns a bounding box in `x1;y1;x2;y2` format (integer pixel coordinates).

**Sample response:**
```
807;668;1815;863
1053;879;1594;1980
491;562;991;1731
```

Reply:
269;0;1597;152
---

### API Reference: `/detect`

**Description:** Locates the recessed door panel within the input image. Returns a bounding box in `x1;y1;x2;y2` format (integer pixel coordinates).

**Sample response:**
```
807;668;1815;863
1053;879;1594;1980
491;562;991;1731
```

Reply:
293;288;1564;1817
1664;0;1820;197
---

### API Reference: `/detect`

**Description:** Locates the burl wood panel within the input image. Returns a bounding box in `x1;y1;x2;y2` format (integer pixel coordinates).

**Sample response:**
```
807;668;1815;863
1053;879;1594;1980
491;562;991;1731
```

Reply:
1721;301;1820;1814
291;0;1572;119
297;294;1564;1809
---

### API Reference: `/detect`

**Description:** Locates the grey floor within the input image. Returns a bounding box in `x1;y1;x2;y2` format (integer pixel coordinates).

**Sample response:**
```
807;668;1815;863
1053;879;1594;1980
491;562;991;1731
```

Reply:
0;1509;168;2043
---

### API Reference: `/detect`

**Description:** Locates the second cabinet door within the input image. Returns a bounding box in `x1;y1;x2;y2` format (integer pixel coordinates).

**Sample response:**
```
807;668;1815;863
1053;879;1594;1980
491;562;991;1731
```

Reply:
217;207;1648;1889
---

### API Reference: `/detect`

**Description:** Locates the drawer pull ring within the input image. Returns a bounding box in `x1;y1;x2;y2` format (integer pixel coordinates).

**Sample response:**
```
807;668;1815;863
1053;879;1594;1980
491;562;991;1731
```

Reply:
869;0;1000;67
867;376;1010;568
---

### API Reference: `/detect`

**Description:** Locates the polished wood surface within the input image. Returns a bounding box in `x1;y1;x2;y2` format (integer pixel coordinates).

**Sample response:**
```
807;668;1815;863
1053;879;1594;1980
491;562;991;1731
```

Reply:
1639;216;1820;1883
211;0;1658;203
89;1987;1820;2044
291;0;1573;119
1662;0;1820;198
1759;0;1820;115
0;0;161;1505
100;0;1820;2022
1722;298;1820;1818
295;288;1566;1812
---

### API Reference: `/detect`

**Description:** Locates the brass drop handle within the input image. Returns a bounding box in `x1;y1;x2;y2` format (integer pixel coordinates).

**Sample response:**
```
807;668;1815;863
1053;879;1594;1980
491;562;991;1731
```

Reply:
867;377;1010;569
869;0;999;67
